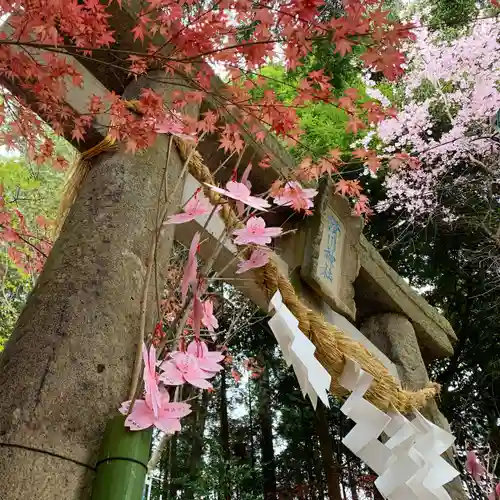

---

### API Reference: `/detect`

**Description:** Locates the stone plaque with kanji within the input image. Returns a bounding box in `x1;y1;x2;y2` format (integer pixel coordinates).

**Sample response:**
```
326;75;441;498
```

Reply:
301;185;362;320
318;210;343;286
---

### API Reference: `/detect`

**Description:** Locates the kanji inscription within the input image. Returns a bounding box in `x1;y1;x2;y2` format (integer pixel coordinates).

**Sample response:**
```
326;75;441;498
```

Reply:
320;214;341;282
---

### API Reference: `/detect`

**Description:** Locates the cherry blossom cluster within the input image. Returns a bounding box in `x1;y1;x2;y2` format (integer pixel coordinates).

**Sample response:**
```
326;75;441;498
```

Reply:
119;341;223;432
169;171;317;274
376;18;500;219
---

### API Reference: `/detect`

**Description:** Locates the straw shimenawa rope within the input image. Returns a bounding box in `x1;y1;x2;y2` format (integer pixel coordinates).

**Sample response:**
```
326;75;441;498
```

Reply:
58;107;440;414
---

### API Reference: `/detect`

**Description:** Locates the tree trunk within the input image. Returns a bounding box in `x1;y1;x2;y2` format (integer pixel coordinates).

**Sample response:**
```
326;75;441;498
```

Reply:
338;412;346;499
249;379;255;470
348;466;358;500
313;438;325;500
220;369;231;500
0;77;189;500
258;363;277;500
306;435;318;500
166;434;179;500
185;391;210;499
315;403;342;500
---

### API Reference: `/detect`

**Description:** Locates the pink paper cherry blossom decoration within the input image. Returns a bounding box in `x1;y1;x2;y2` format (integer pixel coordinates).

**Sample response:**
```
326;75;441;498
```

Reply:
236;248;269;274
120;385;191;434
155;112;197;142
233;217;282;246
272;181;317;212
181;232;200;302
201;299;218;332
159;351;214;389
466;450;486;482
186;340;224;374
164;194;212;225
236;163;252;216
154;113;185;135
206;181;270;211
142;342;161;419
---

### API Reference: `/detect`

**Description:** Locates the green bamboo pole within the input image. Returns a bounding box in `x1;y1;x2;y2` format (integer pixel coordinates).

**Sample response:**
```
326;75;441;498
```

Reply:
91;416;153;500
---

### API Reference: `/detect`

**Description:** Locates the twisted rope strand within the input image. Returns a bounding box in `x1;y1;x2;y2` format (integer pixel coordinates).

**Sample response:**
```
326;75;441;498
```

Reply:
57;108;440;413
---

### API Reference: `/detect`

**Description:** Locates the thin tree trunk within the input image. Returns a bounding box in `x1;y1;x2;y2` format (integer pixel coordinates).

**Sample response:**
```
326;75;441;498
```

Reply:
189;391;210;476
315;403;342;500
166;434;179;500
249;380;255;469
258;362;277;500
348;466;359;500
0;76;189;500
340;478;346;500
220;369;231;500
306;437;318;500
338;411;346;499
313;438;325;500
184;390;210;500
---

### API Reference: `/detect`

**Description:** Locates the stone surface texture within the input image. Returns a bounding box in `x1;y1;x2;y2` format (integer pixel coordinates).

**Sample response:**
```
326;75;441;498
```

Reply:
0;77;190;500
356;235;456;360
301;183;363;321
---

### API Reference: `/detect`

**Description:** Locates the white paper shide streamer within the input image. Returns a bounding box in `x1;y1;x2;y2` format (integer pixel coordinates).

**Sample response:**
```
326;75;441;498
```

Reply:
267;290;459;500
268;290;331;409
339;358;459;500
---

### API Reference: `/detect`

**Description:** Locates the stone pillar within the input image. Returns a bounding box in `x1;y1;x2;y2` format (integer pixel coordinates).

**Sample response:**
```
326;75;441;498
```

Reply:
0;76;192;500
360;313;466;500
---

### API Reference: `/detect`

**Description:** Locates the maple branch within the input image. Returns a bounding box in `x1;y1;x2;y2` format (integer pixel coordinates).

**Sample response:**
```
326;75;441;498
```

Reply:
0;224;49;259
0;35;331;67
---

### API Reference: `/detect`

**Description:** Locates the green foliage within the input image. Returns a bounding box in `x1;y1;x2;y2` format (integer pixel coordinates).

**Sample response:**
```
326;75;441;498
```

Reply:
0;157;64;222
293;102;351;160
0;259;31;350
254;64;370;161
429;0;479;31
0;145;68;348
408;0;498;38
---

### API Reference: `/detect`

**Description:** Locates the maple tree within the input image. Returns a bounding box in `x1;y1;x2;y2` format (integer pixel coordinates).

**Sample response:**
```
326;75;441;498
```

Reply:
0;0;415;269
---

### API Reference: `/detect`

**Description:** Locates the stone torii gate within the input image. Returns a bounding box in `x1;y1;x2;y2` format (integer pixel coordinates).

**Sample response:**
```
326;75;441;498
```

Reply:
0;4;465;499
175;168;464;499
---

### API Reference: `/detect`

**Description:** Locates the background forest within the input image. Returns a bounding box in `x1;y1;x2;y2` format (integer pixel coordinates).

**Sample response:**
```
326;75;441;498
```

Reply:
0;0;499;498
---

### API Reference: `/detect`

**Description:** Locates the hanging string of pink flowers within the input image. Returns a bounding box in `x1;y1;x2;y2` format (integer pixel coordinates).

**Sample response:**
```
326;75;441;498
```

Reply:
120;165;317;436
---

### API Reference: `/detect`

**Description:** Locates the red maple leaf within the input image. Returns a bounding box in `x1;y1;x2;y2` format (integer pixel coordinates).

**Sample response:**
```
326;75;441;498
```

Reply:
365;155;381;173
131;23;145;42
335;179;362;197
352;148;369;159
334;38;353;57
346;116;365;134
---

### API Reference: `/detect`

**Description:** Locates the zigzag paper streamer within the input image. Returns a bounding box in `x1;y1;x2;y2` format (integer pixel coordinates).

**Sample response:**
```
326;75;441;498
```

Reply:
337;358;459;500
339;359;392;474
268;291;459;499
268;290;331;409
